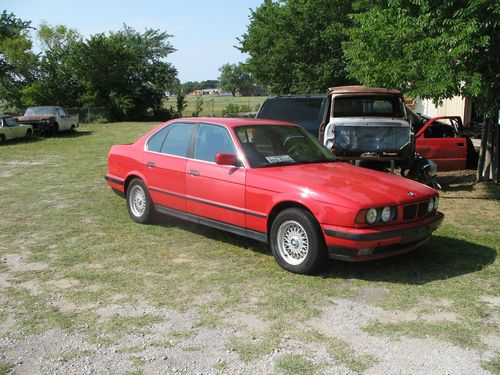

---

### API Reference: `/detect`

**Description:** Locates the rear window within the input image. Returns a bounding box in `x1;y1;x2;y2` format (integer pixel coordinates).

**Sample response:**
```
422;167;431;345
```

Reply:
259;97;325;123
333;95;404;118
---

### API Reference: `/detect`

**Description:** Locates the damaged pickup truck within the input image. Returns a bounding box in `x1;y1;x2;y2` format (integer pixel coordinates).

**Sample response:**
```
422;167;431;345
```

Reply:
257;86;414;163
15;106;79;136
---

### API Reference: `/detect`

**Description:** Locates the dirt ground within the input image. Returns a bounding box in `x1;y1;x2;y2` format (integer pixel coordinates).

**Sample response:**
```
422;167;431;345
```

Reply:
0;158;498;375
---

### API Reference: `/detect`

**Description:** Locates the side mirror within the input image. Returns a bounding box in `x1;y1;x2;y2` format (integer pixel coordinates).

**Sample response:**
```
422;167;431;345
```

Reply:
215;153;239;166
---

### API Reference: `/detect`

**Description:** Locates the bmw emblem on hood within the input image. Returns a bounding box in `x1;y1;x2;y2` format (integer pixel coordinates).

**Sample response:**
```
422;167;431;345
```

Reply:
407;191;416;197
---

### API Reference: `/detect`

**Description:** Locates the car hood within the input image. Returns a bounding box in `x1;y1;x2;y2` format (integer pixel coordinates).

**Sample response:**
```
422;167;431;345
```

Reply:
247;162;436;208
15;115;55;122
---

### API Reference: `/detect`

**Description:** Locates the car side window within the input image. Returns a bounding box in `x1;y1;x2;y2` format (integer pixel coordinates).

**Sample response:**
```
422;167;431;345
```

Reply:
58;108;67;117
146;125;170;152
161;123;195;157
193;124;236;162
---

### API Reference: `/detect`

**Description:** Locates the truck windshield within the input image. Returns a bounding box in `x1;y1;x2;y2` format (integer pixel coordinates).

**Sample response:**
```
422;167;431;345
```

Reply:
25;107;58;116
333;95;404;118
258;97;325;123
235;125;336;168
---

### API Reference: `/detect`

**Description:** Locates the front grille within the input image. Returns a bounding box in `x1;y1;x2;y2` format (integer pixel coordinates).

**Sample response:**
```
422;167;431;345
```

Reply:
403;204;417;220
417;202;428;217
403;201;429;221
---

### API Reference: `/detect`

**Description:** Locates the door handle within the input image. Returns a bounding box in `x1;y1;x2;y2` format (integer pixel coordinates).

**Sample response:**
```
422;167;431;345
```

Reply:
147;161;156;167
457;143;465;147
187;169;200;176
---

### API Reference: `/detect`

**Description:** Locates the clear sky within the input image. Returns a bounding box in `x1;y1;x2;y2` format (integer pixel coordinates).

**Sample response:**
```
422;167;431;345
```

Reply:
2;0;263;82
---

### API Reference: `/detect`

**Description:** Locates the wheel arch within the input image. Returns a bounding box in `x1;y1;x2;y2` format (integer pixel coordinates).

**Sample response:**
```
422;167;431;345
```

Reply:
124;173;147;194
267;201;318;240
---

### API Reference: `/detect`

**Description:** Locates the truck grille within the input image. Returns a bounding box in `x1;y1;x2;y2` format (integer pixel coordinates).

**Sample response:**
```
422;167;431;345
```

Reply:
403;202;429;220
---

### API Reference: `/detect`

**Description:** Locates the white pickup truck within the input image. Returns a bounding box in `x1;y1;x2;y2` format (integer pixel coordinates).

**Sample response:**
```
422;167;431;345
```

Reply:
15;106;79;136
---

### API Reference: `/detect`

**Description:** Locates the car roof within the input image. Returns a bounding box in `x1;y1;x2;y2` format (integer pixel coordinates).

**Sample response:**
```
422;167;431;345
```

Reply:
175;117;298;128
329;85;401;94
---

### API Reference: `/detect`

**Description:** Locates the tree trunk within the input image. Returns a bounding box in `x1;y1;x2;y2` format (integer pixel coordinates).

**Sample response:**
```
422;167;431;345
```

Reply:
476;114;499;183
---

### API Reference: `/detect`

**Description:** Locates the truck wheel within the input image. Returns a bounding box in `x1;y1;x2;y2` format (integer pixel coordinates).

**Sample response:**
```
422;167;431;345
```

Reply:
25;129;32;138
0;135;5;144
70;125;76;132
270;208;327;274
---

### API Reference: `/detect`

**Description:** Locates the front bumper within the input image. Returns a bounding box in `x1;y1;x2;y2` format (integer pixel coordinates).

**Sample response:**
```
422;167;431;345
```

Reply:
323;212;444;261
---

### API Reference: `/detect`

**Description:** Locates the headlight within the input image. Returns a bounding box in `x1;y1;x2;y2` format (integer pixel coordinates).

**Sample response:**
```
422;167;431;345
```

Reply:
366;208;378;224
434;196;439;211
381;206;392;222
428;197;435;212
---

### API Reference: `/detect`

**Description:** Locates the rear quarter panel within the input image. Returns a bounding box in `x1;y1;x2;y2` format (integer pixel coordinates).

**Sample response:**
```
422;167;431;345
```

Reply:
107;144;146;193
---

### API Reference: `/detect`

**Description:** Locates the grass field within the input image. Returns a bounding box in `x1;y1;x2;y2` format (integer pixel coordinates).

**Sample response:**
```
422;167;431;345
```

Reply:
0;123;499;374
165;95;265;117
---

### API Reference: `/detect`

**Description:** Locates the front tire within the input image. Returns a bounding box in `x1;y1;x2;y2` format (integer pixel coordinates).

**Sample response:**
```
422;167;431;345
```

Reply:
270;208;326;274
126;178;154;224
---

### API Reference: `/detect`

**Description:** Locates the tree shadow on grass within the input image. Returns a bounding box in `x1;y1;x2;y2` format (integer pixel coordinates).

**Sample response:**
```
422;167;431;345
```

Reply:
53;130;93;138
153;214;496;284
321;235;497;284
437;173;476;192
0;136;46;146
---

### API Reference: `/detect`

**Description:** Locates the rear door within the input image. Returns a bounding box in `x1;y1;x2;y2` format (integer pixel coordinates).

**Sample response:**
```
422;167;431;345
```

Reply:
185;123;246;227
142;122;195;212
416;119;467;171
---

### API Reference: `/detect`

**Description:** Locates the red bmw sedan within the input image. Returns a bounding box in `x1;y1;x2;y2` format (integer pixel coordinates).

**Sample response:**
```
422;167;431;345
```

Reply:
106;118;443;274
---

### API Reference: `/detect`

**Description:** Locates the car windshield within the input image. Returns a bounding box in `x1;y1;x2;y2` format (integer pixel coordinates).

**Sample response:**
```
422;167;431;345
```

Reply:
2;117;17;127
235;125;337;168
25;107;57;116
333;95;404;118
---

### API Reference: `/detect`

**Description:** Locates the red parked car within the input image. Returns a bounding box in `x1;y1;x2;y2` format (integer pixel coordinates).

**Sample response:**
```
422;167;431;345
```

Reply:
106;118;443;274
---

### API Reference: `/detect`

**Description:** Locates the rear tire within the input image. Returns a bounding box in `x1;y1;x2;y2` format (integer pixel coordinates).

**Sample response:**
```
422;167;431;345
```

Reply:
26;129;32;138
270;208;327;274
126;178;155;224
0;134;5;144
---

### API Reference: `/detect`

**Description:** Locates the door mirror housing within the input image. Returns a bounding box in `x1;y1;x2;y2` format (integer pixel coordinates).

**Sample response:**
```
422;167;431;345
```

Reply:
215;153;239;166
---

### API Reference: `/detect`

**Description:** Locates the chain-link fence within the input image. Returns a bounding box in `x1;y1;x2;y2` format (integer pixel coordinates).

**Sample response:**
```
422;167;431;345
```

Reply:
66;108;110;124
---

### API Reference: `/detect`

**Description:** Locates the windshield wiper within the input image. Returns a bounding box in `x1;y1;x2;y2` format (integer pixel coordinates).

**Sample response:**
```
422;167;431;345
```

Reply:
299;159;338;164
258;161;297;168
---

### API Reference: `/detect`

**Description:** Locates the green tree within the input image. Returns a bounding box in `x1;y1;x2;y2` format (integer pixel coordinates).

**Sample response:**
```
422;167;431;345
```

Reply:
344;0;500;180
218;63;253;96
73;25;178;120
21;23;83;107
343;0;499;117
0;11;37;107
239;0;355;94
191;94;203;117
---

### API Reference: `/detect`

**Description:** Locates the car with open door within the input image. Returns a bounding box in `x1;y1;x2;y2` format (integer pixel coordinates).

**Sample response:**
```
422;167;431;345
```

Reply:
407;108;477;171
106;118;443;274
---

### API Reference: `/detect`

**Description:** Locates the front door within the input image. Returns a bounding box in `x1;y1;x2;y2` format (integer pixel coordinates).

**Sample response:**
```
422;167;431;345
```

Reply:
185;123;246;227
416;120;467;171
